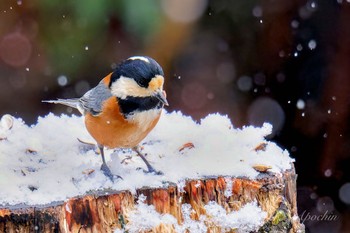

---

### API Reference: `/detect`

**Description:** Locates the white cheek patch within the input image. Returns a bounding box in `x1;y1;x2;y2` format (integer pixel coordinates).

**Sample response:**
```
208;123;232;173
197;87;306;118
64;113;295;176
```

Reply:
128;109;161;131
110;76;151;98
128;56;150;63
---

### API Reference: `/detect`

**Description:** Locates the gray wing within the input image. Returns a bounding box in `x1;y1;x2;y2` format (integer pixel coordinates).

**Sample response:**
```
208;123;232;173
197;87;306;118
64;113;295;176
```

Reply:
79;81;113;116
42;98;80;109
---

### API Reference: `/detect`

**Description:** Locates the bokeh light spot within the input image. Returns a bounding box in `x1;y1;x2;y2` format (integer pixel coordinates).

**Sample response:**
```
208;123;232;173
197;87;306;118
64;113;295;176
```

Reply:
237;76;252;92
279;50;286;57
111;63;117;69
57;75;68;87
308;39;317;50
339;183;350;204
75;80;90;96
254;73;266;86
316;196;334;213
9;73;26;89
296;44;303;51
161;0;208;23
324;169;332;177
248;97;285;136
207;92;214;100
181;82;207;109
276;72;286;83
252;5;263;18
0;33;32;67
310;192;318;200
216;62;236;84
296;99;306;109
291;20;299;28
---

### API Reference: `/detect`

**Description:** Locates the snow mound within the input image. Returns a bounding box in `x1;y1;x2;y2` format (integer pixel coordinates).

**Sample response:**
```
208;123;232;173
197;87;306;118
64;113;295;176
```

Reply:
117;197;266;233
0;111;293;205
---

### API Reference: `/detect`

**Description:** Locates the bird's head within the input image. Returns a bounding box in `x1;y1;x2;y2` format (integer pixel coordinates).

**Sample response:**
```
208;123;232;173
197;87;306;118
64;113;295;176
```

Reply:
109;56;168;106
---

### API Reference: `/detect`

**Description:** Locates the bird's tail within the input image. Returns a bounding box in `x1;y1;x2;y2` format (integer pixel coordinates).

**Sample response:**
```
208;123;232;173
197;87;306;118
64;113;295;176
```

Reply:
42;98;80;109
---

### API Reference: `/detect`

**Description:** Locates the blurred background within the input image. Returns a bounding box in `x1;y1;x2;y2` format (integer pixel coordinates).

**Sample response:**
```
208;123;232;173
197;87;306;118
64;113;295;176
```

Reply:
0;0;349;232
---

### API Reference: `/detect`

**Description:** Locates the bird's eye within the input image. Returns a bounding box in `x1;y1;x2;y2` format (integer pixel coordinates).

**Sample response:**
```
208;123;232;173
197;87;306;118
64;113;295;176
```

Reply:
135;78;149;88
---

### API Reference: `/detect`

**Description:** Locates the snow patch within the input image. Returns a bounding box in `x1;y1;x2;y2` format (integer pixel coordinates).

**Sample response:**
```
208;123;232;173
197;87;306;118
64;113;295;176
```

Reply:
0;111;293;205
205;201;267;233
224;177;233;198
120;200;266;233
124;194;177;232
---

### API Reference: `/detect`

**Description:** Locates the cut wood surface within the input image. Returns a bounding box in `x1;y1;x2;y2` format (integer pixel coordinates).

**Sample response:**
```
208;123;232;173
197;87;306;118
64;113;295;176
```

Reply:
0;166;304;233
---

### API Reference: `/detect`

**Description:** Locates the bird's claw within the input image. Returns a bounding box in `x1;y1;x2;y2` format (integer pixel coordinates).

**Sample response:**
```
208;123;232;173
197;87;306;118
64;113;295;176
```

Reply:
100;163;123;182
152;170;164;176
148;168;163;175
136;167;163;175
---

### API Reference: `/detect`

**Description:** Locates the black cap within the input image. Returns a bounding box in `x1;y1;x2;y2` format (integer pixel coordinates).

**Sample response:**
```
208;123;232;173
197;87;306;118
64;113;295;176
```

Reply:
110;56;164;88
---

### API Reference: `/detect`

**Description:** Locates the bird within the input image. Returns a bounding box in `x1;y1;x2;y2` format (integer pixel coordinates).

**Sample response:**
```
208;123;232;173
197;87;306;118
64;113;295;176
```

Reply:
43;56;168;181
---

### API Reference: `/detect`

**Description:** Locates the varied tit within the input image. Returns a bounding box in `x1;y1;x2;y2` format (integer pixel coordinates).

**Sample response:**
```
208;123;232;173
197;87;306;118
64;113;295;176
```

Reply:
44;56;168;181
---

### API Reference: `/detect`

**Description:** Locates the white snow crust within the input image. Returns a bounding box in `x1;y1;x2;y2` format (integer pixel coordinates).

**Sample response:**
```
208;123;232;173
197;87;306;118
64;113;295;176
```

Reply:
0;111;293;206
118;196;266;233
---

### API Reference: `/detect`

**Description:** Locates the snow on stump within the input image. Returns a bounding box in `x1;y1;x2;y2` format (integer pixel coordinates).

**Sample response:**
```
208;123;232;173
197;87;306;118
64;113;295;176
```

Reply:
0;112;304;233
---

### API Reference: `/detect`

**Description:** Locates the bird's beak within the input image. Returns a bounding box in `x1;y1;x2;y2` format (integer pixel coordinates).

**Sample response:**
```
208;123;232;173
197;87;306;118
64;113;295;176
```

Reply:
154;90;169;106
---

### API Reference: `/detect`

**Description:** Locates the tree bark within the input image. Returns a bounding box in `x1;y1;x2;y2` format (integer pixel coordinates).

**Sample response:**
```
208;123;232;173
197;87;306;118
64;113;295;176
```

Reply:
0;165;304;233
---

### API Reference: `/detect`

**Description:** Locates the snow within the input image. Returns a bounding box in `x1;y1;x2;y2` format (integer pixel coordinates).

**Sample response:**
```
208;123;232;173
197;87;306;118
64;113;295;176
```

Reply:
0;111;293;206
122;194;177;232
223;177;233;198
204;201;267;233
120;199;266;233
176;204;208;232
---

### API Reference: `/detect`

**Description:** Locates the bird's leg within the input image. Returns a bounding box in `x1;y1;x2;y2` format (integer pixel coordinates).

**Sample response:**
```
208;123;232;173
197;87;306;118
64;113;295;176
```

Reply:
133;146;163;175
99;145;115;182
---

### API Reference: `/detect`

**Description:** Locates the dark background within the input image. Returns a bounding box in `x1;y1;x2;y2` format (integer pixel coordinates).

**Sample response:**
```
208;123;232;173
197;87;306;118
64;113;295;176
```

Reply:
0;1;349;232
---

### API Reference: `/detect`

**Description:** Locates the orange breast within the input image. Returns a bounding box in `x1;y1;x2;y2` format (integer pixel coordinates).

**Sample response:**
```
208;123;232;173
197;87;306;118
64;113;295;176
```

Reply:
84;97;161;149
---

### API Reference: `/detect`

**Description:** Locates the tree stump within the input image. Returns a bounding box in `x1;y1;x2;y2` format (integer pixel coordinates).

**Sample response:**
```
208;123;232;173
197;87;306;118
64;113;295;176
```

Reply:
0;165;304;233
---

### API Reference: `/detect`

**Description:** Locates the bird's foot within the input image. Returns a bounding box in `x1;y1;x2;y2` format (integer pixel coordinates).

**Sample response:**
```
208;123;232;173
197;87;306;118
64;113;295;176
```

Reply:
133;146;162;175
149;169;164;176
136;167;164;175
100;163;123;182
